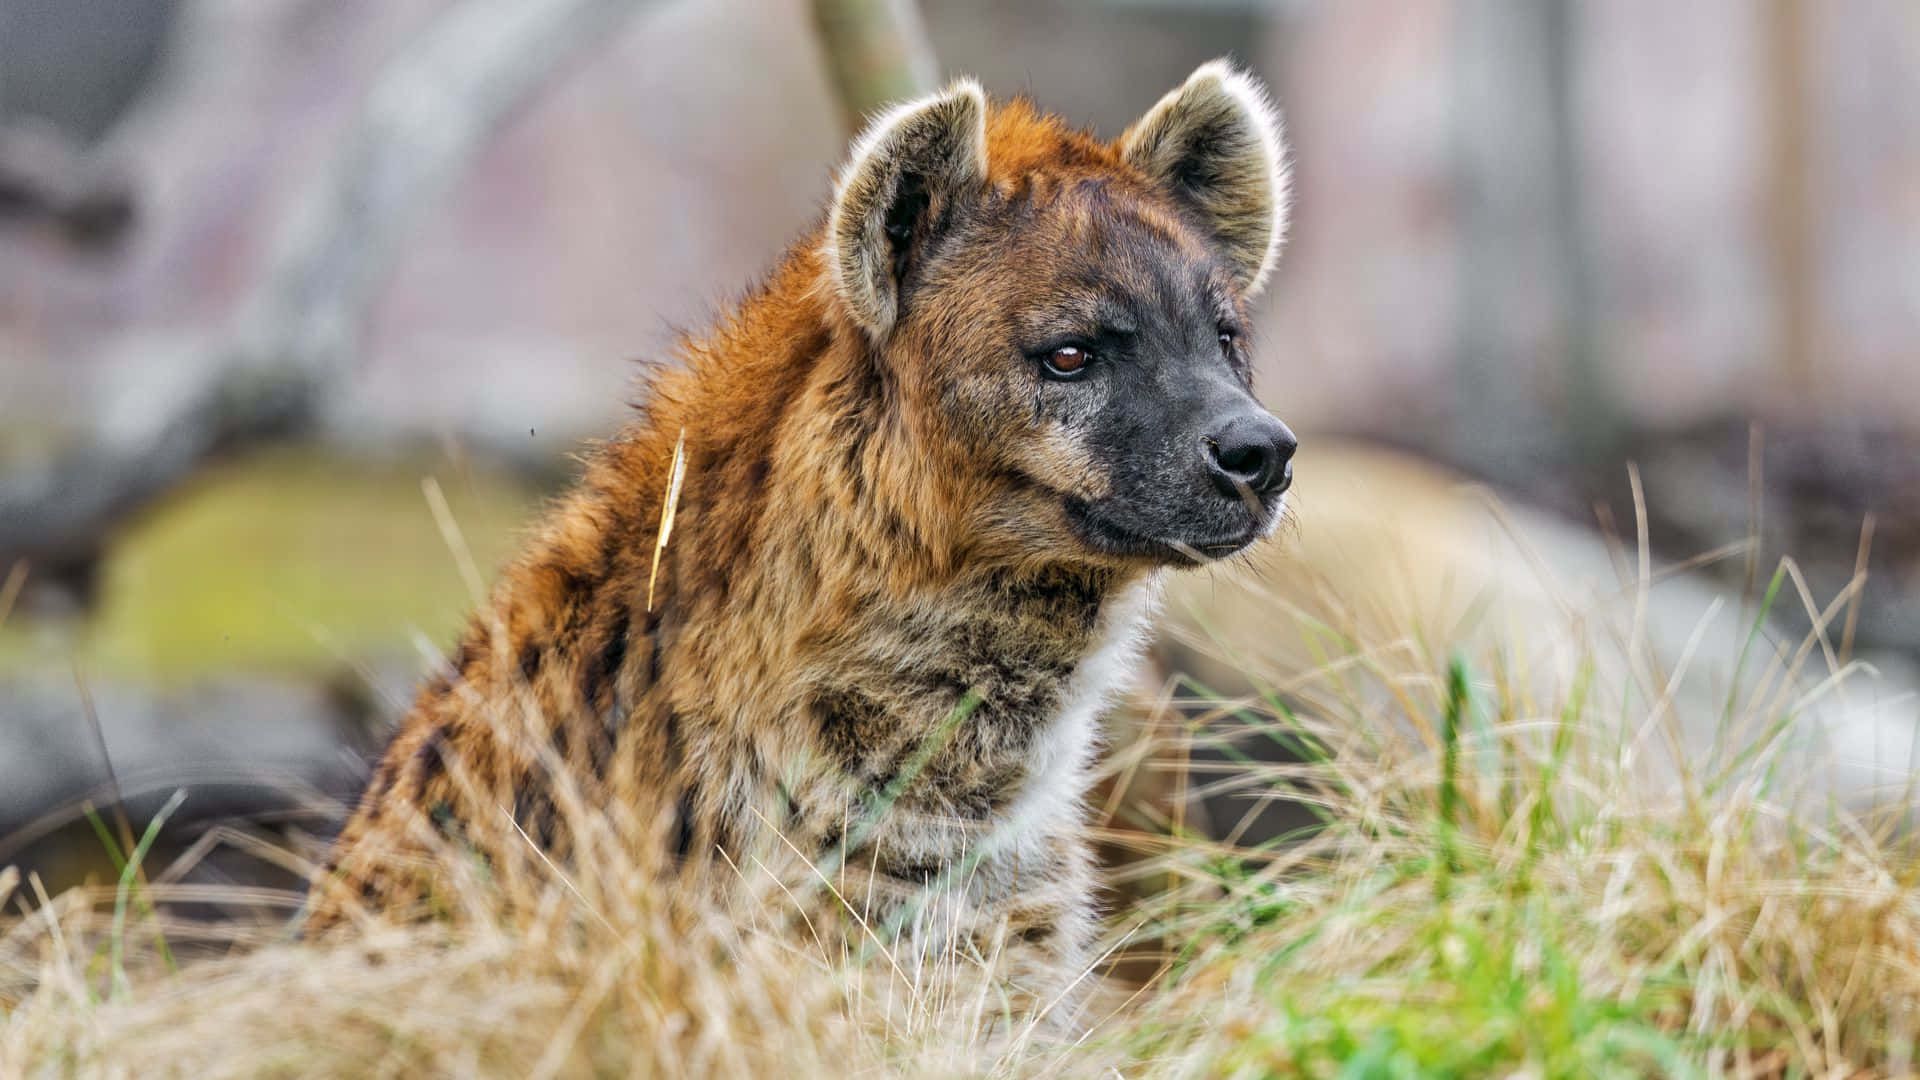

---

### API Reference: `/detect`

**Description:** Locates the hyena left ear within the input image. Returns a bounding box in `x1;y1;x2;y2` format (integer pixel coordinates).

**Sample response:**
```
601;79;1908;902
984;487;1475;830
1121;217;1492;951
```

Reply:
826;78;989;338
1121;59;1291;296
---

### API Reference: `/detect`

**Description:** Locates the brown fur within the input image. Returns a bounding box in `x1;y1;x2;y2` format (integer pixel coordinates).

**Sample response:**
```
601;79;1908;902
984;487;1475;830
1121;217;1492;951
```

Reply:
311;63;1292;1021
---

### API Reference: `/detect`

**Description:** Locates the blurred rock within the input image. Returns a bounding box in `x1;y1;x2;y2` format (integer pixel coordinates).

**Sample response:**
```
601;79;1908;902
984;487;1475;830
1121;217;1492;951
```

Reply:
1440;415;1920;662
0;672;377;851
1157;438;1920;838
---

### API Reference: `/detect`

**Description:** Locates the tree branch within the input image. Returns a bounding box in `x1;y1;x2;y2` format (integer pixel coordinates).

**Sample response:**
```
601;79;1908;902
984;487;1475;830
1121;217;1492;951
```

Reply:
0;0;649;580
811;0;938;135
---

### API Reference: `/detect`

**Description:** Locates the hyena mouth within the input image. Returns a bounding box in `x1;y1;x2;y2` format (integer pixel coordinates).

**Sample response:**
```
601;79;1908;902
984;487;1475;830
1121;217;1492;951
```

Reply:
1064;497;1269;564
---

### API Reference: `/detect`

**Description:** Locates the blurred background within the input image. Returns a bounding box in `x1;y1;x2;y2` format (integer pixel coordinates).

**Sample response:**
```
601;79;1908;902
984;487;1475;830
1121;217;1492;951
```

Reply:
2;0;1916;892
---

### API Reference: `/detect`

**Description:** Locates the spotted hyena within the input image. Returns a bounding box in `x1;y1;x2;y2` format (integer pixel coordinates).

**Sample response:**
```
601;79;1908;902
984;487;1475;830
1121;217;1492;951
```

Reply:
313;59;1296;1018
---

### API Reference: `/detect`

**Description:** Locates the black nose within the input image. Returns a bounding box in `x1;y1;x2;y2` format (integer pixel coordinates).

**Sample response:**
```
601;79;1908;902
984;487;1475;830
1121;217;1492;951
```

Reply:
1203;412;1297;500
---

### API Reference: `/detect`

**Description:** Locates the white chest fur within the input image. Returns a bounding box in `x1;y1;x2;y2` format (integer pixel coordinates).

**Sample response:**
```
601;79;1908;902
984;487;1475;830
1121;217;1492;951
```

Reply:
990;575;1161;857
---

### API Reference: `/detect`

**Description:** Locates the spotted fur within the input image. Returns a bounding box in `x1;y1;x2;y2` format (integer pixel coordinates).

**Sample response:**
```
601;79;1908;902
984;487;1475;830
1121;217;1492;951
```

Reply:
311;61;1295;1020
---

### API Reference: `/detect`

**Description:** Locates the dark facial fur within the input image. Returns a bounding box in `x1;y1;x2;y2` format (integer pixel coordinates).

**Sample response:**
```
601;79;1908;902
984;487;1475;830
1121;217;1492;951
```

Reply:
891;174;1294;566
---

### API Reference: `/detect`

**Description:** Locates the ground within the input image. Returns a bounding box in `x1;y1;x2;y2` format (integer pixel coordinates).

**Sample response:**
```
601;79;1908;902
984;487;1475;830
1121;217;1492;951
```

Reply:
4;530;1916;1075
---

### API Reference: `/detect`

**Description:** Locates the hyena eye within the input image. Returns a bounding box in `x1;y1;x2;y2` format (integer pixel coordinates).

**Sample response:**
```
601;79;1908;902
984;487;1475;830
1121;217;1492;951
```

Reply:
1218;330;1237;355
1040;345;1093;380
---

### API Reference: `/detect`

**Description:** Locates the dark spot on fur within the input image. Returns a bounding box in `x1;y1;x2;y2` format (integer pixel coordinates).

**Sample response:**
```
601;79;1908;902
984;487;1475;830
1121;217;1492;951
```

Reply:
742;747;767;786
597;514;626;573
882;509;910;547
670;789;695;861
590;732;614;777
842;439;867;498
1016;922;1054;944
709;816;740;862
447;639;477;678
426;800;461;836
513;783;557;849
827;367;884;496
813;687;890;774
582;609;630;708
360;755;398;808
518;641;543;682
550;715;612;780
947;765;1021;819
776;780;803;827
886;860;941;886
410;727;449;802
644;610;665;687
558;565;593;603
742;455;770;496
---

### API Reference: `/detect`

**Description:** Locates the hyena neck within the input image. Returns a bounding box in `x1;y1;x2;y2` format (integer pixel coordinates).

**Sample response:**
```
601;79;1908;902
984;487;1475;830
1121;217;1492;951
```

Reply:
599;255;1155;849
647;254;1148;662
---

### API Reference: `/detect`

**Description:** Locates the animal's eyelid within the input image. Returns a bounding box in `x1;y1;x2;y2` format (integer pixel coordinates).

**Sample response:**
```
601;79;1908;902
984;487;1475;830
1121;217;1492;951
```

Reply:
1028;337;1092;356
1029;326;1129;355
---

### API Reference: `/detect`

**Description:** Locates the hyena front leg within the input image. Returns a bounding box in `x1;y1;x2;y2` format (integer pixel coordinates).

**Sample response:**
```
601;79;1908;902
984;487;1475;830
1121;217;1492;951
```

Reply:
969;834;1102;1033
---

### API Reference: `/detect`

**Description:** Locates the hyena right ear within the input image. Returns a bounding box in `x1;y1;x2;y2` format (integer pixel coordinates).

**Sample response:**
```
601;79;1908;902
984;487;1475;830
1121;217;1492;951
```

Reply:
825;79;988;339
1121;60;1291;297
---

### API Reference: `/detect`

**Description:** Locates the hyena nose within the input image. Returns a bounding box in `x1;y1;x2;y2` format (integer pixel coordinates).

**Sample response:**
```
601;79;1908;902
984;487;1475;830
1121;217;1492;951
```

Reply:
1203;412;1297;500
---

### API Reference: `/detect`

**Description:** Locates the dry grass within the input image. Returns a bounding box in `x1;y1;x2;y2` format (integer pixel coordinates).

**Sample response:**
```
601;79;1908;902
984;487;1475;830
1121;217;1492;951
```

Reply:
3;544;1918;1078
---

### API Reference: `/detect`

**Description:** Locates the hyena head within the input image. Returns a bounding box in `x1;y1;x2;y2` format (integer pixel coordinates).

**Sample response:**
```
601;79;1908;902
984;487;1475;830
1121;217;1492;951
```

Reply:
824;60;1296;569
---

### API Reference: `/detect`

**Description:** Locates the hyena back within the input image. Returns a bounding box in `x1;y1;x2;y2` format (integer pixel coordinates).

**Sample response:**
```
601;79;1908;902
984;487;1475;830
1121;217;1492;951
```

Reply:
312;60;1297;1019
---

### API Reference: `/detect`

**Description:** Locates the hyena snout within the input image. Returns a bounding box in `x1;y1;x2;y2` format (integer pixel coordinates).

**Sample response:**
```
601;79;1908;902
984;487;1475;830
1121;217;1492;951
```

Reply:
1201;409;1297;502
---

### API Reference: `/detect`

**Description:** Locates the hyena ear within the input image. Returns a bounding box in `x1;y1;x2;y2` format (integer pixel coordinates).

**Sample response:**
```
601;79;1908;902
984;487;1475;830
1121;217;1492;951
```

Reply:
825;78;989;338
1121;59;1291;296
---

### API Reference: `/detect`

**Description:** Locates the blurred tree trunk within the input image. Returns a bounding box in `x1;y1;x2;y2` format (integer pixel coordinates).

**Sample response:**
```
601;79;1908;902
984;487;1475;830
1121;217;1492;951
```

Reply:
0;0;650;597
1541;0;1615;464
1451;0;1554;476
1451;0;1616;476
811;0;939;135
1763;0;1818;397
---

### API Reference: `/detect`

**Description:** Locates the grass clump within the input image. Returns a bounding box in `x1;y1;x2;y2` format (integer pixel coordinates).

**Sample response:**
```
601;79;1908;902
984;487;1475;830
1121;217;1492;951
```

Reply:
3;540;1918;1077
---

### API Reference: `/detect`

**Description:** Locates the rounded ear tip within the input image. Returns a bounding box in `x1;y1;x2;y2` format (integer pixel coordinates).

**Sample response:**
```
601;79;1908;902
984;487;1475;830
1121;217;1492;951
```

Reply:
944;76;987;103
934;77;989;125
851;78;987;160
1187;58;1278;111
1185;58;1240;86
836;78;991;203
